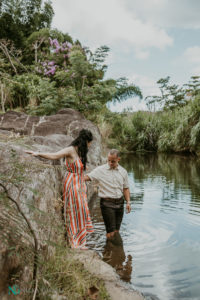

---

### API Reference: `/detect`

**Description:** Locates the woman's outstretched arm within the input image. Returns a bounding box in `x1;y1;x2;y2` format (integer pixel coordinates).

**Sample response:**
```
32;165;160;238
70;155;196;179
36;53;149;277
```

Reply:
25;146;74;160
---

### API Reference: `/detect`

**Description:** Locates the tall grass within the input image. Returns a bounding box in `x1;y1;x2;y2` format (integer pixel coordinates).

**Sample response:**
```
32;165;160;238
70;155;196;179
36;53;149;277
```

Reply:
105;95;200;154
37;244;110;300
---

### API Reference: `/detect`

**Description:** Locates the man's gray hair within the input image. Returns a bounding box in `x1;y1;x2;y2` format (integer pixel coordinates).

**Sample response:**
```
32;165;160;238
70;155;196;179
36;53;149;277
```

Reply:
108;149;120;157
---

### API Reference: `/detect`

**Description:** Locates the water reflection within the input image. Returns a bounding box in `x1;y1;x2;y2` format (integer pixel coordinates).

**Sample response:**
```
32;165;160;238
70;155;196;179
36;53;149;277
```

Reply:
102;233;132;282
121;153;200;215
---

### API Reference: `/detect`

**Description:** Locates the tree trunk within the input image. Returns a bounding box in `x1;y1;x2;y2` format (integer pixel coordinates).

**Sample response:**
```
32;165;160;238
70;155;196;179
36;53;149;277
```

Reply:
0;83;6;113
0;42;18;75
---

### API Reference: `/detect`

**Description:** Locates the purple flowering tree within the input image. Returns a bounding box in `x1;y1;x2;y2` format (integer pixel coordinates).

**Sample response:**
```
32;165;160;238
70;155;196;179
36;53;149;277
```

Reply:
39;38;73;77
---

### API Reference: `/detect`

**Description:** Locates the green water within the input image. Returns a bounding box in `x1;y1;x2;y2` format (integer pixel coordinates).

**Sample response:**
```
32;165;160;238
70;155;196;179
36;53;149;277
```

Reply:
87;153;200;300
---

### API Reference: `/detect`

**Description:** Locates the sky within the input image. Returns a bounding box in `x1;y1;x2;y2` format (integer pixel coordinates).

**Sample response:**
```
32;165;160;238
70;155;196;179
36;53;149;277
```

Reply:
51;0;200;112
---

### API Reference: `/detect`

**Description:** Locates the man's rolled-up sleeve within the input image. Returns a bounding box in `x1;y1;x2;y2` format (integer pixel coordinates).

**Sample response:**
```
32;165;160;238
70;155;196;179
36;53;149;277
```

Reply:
123;171;129;189
87;167;101;182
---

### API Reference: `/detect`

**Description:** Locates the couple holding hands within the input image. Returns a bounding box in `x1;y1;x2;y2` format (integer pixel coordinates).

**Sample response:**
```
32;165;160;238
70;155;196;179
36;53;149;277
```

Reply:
26;129;131;250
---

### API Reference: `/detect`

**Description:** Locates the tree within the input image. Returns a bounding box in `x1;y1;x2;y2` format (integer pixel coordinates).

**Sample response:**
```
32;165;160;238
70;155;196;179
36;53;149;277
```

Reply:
0;0;54;49
0;7;142;117
111;77;142;103
184;76;200;97
18;42;141;115
145;76;187;111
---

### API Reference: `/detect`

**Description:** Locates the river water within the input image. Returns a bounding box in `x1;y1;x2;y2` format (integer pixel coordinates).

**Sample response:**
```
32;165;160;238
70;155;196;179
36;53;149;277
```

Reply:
87;153;200;300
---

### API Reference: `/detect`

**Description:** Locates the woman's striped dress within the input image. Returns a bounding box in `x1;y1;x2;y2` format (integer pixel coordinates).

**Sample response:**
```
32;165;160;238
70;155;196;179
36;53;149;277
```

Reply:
63;157;94;248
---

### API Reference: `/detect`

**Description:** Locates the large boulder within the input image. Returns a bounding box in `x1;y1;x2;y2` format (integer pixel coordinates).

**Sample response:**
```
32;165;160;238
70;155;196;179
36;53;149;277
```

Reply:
0;109;102;298
0;109;102;165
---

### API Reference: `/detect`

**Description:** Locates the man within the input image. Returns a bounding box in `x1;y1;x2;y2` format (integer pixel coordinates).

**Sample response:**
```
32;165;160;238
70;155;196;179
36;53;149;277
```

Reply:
84;149;131;240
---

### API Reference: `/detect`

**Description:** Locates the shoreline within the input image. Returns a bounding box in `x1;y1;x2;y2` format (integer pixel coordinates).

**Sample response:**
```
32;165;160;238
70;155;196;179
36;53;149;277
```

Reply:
74;249;145;300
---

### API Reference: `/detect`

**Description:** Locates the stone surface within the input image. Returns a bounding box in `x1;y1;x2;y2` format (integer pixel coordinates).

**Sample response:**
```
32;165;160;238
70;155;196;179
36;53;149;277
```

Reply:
0;109;102;298
74;250;144;300
0;109;102;165
0;139;63;298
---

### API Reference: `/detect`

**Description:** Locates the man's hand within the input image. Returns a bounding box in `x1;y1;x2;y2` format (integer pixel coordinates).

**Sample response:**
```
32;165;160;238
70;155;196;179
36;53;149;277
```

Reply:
123;188;131;213
126;202;131;213
84;175;91;181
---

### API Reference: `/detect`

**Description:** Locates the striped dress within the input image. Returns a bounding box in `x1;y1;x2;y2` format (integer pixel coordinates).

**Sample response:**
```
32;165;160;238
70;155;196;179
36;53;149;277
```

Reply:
63;157;94;248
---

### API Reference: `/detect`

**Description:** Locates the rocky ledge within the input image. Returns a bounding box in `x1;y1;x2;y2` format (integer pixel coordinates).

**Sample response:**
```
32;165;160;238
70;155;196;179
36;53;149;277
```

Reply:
0;108;102;165
0;109;144;300
74;250;144;300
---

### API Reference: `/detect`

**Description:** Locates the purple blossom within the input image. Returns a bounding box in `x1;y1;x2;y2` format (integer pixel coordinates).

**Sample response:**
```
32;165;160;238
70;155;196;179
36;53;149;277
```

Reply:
45;70;50;75
55;46;61;53
66;42;72;48
48;61;55;66
52;39;59;47
45;65;57;76
45;69;54;76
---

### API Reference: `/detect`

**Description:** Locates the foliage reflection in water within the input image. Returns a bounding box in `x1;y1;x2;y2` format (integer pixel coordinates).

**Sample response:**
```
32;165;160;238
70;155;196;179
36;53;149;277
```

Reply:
87;153;200;300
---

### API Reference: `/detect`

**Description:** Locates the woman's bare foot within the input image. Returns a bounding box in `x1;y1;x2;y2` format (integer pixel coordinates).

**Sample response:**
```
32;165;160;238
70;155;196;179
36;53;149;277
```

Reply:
80;246;88;250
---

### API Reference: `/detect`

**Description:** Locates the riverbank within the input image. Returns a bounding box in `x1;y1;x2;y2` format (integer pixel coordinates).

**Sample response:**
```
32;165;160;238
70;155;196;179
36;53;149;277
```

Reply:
0;109;145;300
74;249;144;300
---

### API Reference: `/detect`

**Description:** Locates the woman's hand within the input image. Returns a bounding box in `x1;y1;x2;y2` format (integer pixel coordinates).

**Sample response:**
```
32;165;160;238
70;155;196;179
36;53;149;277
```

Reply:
25;150;39;157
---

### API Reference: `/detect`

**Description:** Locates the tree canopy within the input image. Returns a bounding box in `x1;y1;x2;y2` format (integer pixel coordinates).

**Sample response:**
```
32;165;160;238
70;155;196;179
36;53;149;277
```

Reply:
0;6;142;116
0;0;54;48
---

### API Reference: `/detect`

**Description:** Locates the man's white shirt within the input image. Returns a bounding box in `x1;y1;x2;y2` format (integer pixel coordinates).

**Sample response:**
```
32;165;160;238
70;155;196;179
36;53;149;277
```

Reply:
87;163;129;198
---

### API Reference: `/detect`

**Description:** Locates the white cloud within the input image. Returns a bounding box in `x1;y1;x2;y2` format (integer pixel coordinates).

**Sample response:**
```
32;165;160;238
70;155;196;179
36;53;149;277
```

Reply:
183;46;200;75
192;66;200;75
125;0;200;29
52;0;173;54
50;0;200;112
108;74;160;112
129;74;160;98
108;97;148;112
135;49;150;60
184;46;200;64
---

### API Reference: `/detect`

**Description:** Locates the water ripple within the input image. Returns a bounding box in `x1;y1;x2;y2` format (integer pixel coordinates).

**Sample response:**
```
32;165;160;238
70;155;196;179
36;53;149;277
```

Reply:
88;154;200;300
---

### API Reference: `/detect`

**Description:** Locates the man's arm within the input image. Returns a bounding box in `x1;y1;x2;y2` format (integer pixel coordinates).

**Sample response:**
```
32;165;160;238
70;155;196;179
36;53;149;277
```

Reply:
123;188;131;213
84;166;101;182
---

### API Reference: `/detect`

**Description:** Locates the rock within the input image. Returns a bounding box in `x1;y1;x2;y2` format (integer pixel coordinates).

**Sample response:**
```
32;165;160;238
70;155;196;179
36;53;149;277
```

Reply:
74;250;144;300
0;109;102;297
0;109;102;165
0;139;63;297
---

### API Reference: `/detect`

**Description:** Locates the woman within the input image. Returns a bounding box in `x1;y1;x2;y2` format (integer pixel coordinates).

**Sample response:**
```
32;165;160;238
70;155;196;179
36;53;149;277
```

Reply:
25;129;94;249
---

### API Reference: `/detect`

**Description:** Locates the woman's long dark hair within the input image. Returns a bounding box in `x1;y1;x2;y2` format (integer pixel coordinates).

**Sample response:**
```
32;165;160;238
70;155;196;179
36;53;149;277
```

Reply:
70;129;93;170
